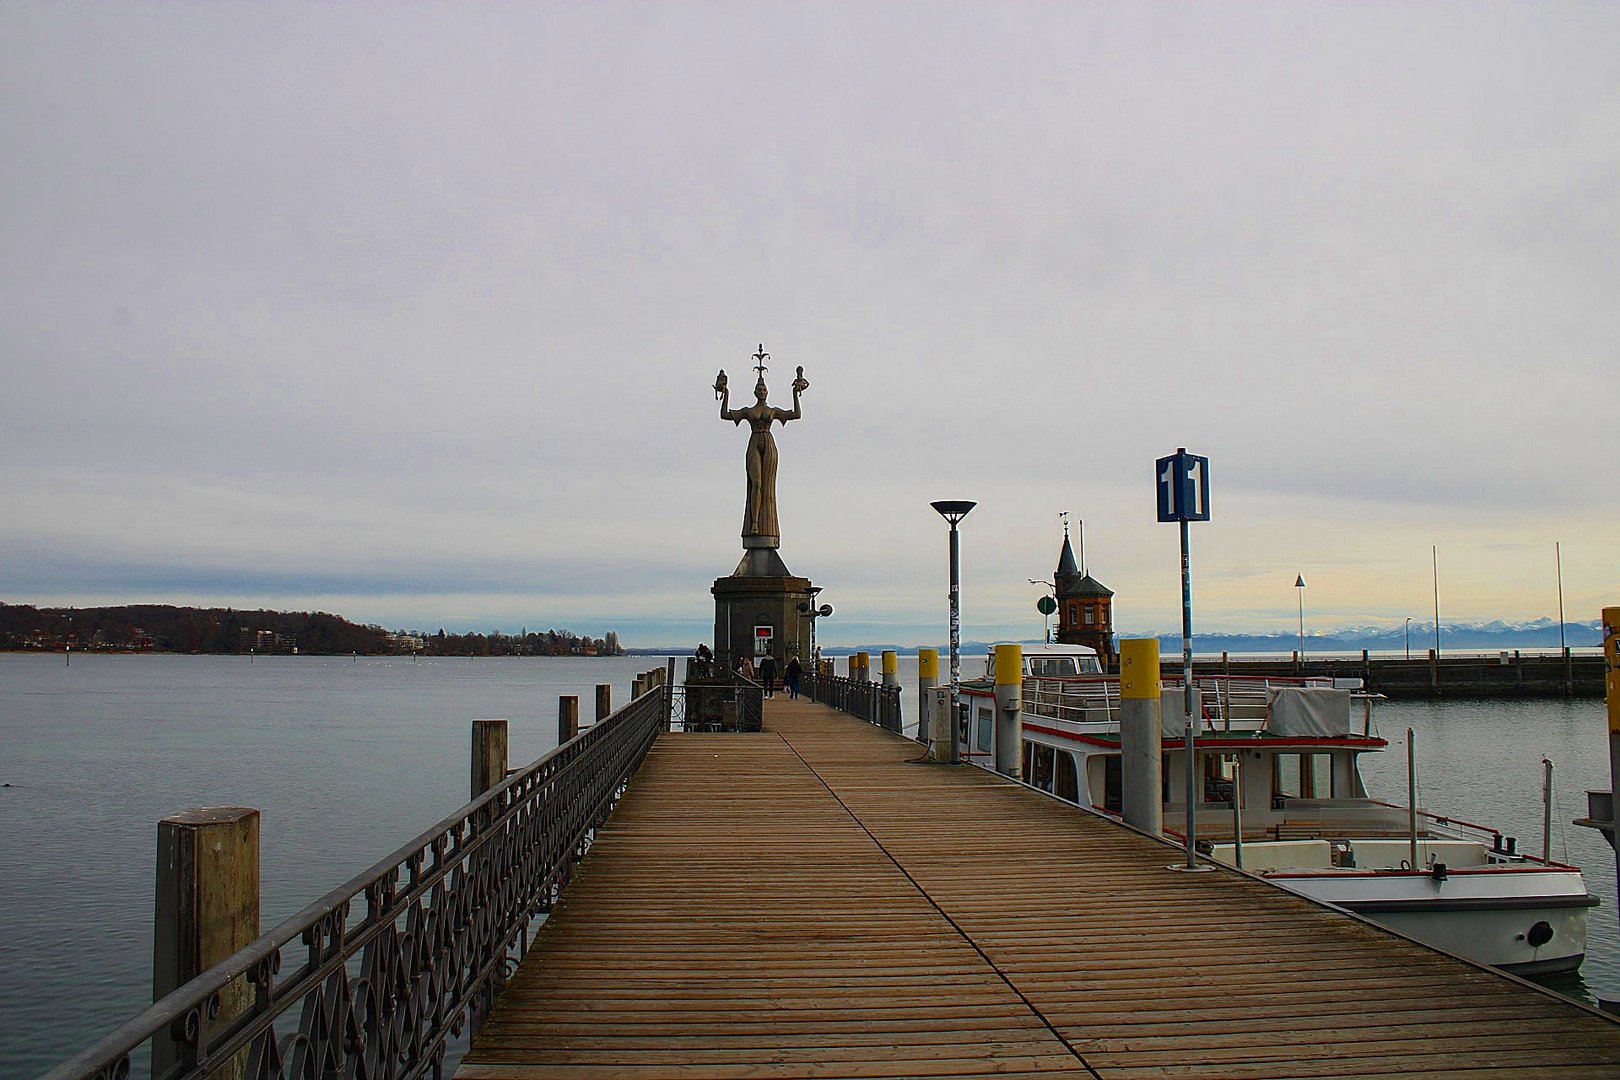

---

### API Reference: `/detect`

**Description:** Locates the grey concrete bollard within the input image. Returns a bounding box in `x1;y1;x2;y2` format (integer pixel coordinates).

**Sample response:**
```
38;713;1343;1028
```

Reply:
1119;639;1164;835
993;644;1022;779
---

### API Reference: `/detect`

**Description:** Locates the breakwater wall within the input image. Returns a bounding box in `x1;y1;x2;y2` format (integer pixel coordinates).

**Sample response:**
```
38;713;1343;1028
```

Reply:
1163;652;1604;699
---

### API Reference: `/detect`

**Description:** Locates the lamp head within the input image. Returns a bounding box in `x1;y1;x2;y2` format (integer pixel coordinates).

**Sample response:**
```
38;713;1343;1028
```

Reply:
931;499;977;524
1295;574;1306;589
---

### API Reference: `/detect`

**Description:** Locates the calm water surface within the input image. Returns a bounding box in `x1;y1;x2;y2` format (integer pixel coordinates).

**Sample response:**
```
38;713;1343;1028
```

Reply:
0;653;668;1078
2;654;1617;1076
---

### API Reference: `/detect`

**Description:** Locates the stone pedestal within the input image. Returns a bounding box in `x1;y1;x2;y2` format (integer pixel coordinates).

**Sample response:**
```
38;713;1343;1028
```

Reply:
713;537;815;672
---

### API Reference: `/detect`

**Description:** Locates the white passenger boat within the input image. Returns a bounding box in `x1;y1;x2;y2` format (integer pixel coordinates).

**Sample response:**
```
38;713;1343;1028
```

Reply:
952;644;1598;974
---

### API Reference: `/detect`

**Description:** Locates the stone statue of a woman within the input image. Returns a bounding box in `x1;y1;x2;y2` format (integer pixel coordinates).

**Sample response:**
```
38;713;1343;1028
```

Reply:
714;346;807;544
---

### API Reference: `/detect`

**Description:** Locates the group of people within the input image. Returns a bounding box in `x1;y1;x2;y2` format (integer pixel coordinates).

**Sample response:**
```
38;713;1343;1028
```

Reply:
698;644;804;699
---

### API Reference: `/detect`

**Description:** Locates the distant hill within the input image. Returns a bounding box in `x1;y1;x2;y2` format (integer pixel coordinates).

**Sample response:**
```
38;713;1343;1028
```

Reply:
0;603;623;657
0;602;394;654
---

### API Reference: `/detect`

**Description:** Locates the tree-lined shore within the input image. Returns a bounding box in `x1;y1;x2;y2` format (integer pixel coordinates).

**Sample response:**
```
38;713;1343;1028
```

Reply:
0;603;623;658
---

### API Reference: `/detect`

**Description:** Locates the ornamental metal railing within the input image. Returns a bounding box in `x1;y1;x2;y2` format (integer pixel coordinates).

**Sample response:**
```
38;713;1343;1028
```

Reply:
38;688;666;1080
804;670;902;733
670;670;763;732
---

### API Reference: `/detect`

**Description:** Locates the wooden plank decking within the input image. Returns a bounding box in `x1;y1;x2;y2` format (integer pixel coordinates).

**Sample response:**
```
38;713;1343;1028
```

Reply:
459;698;1620;1079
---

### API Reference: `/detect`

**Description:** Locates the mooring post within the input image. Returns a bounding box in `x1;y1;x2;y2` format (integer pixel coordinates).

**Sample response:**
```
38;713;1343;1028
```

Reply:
559;695;580;744
596;683;611;722
993;644;1023;779
471;719;509;799
153;807;260;1080
917;648;938;743
664;657;677;728
1119;639;1163;835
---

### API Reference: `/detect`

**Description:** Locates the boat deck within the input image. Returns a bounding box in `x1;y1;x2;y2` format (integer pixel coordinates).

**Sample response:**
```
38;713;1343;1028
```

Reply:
458;697;1620;1078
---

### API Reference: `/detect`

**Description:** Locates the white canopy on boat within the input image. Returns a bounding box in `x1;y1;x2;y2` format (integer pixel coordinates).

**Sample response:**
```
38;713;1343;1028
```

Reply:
1265;686;1353;737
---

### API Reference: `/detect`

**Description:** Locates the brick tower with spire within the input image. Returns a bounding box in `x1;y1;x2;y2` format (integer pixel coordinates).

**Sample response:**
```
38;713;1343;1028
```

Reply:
1053;520;1115;668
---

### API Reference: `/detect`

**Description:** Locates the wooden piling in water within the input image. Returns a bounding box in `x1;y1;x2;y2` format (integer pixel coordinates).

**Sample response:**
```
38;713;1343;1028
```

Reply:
559;696;579;744
153;807;259;1079
471;719;508;799
595;683;611;722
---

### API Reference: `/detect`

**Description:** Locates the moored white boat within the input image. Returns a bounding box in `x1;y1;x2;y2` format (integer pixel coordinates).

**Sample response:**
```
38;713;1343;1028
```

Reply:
951;643;1599;974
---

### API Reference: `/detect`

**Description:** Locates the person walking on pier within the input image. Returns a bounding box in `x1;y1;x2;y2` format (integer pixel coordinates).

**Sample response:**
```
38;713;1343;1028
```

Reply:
785;655;803;699
759;653;777;698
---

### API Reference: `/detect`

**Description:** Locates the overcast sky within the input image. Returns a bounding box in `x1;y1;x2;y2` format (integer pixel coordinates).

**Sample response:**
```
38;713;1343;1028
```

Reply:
2;3;1617;646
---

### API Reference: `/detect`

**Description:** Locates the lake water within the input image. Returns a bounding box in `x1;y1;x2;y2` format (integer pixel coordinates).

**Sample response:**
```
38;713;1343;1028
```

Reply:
2;653;1616;1076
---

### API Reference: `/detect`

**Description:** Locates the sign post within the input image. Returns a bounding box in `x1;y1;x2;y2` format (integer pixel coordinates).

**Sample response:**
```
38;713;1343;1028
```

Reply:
1157;447;1212;872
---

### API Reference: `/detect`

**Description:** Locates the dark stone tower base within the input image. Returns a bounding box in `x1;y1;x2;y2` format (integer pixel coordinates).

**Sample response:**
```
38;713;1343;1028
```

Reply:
712;561;815;673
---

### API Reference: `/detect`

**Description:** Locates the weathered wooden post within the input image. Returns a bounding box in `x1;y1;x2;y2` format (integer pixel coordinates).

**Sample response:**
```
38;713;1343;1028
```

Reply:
917;648;938;744
559;695;580;744
472;719;509;799
1119;639;1163;835
153;807;260;1079
596;683;611;722
664;657;677;728
993;644;1022;779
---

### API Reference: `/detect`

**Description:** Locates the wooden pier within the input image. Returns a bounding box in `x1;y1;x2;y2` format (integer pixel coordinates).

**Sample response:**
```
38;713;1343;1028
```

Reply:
459;698;1620;1079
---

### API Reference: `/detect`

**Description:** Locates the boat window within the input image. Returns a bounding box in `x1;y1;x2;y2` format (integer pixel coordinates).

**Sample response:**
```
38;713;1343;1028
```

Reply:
1077;656;1102;674
976;707;993;753
1032;745;1055;792
1028;657;1078;678
1276;753;1300;798
1054;751;1079;803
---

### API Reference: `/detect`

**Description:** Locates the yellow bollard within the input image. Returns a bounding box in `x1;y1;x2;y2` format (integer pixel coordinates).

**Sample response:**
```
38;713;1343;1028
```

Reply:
993;644;1023;778
1119;639;1163;834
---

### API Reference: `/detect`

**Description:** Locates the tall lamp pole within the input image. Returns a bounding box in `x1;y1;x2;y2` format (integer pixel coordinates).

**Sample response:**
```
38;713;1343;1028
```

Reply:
1432;545;1442;660
1295;574;1306;664
1405;617;1412;660
932;500;976;766
1029;579;1055;643
796;588;833;667
1557;541;1570;694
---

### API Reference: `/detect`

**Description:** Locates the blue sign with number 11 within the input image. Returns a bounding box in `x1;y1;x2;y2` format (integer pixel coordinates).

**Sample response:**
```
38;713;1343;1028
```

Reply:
1156;448;1210;522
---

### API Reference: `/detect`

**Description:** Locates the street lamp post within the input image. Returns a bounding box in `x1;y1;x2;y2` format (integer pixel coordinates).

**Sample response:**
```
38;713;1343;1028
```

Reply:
1028;579;1056;643
796;590;833;668
1405;617;1412;660
931;500;976;766
1295;574;1306;665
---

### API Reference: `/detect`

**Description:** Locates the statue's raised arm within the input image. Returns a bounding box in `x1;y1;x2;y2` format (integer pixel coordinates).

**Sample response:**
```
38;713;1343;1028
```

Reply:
715;369;747;423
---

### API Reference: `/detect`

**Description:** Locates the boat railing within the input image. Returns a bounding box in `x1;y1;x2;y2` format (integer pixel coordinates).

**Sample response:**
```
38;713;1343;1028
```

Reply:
1363;798;1575;868
1019;673;1317;730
